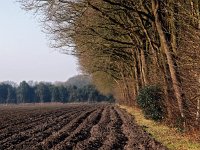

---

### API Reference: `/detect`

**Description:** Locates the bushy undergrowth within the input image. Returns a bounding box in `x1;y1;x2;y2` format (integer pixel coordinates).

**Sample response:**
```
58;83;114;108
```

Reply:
137;85;165;121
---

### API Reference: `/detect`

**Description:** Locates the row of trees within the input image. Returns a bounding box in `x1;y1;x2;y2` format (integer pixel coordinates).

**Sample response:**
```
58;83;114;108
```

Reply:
19;0;200;129
0;81;114;104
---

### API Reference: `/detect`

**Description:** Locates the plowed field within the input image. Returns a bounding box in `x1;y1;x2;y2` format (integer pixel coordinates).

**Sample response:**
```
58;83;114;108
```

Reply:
0;104;167;150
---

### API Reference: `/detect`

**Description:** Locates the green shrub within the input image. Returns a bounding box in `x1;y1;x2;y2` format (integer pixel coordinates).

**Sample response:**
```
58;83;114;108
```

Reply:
137;85;165;121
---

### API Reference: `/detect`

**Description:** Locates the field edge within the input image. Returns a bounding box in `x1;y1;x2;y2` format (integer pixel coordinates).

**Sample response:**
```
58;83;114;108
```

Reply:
118;105;200;150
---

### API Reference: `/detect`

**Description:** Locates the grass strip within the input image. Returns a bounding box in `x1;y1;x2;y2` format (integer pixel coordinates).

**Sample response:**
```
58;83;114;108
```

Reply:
119;105;200;150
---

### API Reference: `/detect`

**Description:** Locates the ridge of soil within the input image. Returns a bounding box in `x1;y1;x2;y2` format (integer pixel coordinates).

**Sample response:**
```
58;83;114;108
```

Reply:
0;104;167;150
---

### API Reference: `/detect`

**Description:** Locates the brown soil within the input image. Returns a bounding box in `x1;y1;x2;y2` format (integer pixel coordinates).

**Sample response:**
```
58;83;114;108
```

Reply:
0;104;167;150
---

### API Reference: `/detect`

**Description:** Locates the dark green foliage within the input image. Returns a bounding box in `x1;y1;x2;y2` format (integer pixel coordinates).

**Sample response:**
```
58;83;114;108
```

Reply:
34;83;51;103
137;85;165;121
7;86;17;103
51;86;61;102
0;84;16;103
17;81;32;103
0;79;114;104
0;84;9;103
58;86;69;103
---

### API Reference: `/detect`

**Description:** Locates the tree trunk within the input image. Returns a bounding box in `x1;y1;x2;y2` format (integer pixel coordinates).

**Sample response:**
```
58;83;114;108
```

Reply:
133;50;140;99
169;0;177;54
129;63;138;106
121;72;132;106
196;77;200;125
194;0;200;29
196;98;200;125
191;0;195;25
152;0;186;126
136;49;144;87
160;50;173;119
140;48;149;85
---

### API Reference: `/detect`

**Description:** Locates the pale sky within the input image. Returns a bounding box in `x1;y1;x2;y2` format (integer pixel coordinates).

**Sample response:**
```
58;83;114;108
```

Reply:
0;0;79;83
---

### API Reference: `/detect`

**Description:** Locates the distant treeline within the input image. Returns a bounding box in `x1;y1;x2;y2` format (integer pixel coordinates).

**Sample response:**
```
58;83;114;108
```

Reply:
0;81;114;104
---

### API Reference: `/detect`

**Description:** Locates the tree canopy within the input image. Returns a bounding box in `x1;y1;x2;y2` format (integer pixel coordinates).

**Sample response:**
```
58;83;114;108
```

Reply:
18;0;200;129
0;76;114;104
